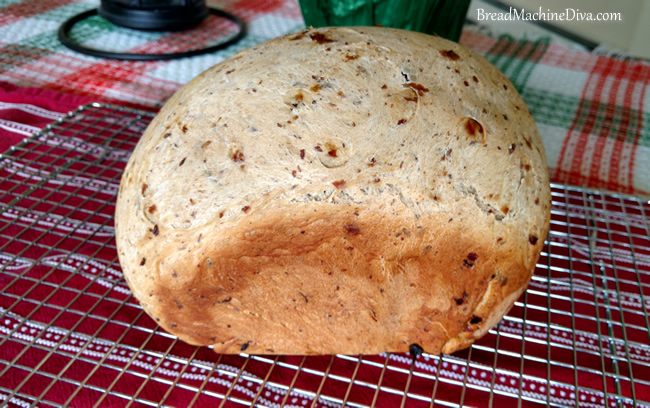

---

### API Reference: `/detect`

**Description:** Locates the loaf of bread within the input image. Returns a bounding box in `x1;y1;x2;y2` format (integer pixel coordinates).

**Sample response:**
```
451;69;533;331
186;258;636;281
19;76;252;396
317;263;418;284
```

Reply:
115;26;551;355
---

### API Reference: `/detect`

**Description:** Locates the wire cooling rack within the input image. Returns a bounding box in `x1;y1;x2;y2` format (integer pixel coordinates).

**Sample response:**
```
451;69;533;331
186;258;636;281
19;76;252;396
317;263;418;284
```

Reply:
0;104;649;408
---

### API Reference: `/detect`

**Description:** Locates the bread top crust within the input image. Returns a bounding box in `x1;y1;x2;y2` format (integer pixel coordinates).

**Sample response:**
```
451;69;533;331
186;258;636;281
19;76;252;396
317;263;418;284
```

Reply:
115;27;551;355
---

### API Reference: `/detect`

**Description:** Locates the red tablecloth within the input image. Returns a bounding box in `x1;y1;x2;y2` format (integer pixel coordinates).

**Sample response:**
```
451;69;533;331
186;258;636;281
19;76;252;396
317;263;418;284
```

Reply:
0;81;94;152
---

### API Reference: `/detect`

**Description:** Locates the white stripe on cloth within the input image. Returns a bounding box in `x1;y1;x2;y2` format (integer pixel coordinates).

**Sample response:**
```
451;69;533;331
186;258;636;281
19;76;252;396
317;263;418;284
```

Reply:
0;101;65;121
0;118;40;136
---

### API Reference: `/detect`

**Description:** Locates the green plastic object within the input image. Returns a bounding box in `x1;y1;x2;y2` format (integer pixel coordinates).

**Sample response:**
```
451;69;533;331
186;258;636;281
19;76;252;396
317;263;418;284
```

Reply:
298;0;471;42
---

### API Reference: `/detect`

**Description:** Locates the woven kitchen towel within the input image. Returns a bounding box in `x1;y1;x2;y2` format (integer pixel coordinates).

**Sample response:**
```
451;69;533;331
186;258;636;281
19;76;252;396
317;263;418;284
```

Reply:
460;30;650;198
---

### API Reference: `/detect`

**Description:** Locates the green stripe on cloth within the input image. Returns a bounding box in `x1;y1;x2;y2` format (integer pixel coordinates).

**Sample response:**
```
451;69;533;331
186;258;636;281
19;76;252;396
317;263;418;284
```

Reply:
18;25;67;52
66;14;130;44
0;0;23;7
483;35;550;93
524;87;650;149
573;98;650;148
521;88;580;130
0;43;52;71
642;111;650;148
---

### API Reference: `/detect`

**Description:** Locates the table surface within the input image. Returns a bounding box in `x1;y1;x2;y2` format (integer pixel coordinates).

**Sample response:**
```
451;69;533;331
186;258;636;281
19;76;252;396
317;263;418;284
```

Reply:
1;1;650;407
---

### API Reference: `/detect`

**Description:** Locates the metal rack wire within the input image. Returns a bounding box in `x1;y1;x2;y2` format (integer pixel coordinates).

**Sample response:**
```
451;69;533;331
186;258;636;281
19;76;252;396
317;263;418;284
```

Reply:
0;104;648;407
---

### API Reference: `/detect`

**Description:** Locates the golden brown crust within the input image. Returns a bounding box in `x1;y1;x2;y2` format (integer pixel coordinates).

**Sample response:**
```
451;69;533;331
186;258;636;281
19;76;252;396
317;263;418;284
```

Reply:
115;27;551;355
